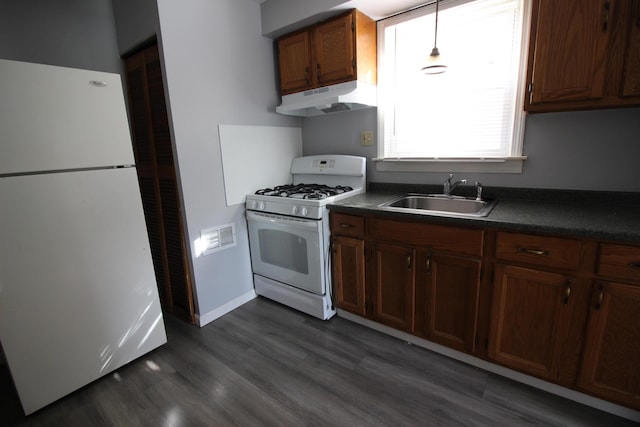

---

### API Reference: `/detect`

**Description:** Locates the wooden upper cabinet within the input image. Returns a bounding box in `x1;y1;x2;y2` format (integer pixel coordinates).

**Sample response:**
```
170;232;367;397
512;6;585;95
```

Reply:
277;31;313;95
527;0;610;105
277;9;376;95
314;13;356;86
526;0;640;112
621;1;640;97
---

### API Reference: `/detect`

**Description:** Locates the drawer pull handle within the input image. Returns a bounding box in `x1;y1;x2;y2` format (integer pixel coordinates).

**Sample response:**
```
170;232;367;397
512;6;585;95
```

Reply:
339;223;354;228
629;262;640;269
595;283;606;310
426;252;431;274
519;247;549;256
407;256;412;270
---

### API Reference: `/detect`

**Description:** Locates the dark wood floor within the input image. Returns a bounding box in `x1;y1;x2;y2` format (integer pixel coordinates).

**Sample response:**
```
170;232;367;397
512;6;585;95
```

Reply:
1;297;637;426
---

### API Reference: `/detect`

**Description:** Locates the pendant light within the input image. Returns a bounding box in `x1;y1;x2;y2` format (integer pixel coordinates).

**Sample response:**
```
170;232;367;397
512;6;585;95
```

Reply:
421;0;447;74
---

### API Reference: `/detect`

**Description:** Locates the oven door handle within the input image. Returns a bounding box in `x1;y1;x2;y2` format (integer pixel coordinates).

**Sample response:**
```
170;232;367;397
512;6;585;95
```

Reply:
246;210;321;231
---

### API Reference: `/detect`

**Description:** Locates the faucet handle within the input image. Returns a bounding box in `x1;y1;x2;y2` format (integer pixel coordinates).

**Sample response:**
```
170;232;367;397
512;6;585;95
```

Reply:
443;173;453;195
475;182;483;201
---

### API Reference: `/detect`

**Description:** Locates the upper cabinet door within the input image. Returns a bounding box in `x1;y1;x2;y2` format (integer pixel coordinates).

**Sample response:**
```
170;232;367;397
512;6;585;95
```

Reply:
278;31;313;95
528;0;610;105
621;0;640;97
313;12;356;86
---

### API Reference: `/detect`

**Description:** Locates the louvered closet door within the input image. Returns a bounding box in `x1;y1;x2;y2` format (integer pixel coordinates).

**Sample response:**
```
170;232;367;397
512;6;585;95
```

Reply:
124;42;195;323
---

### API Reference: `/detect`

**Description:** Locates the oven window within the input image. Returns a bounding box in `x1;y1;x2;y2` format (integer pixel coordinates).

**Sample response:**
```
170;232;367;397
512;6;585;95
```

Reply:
258;229;309;274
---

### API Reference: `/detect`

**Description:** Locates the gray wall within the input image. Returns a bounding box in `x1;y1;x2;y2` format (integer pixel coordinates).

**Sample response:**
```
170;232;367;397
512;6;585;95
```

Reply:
155;0;299;319
0;0;121;73
111;0;159;55
302;107;640;192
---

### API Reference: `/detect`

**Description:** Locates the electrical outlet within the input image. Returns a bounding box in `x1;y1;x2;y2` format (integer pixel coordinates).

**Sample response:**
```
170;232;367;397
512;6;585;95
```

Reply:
360;131;374;146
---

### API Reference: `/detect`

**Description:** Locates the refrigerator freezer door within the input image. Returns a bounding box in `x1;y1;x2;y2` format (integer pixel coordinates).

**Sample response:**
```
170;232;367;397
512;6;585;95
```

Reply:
0;167;167;414
0;59;134;175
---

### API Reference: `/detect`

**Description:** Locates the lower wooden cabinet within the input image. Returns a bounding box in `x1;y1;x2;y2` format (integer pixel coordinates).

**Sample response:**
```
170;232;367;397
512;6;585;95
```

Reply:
488;265;589;386
332;235;366;316
330;210;640;410
370;242;416;332
415;252;481;353
578;281;640;408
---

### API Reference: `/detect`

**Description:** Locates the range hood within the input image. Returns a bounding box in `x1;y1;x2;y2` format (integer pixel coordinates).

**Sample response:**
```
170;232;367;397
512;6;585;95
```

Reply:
276;80;377;117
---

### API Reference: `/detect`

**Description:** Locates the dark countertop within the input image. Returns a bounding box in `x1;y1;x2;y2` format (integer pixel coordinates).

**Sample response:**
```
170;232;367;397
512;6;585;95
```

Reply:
328;184;640;244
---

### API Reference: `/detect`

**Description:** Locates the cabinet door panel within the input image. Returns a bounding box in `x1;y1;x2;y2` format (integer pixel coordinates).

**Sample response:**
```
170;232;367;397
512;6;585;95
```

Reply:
278;31;313;94
371;243;415;332
332;236;366;316
529;0;610;104
488;265;573;382
578;282;640;409
416;253;481;353
314;13;355;86
622;0;640;97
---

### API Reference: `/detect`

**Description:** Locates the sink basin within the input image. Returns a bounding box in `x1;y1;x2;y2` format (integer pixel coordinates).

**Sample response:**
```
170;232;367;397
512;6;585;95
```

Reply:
378;194;496;218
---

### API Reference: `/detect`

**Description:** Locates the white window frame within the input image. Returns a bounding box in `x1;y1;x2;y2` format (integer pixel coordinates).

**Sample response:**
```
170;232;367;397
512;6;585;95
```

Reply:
374;0;532;173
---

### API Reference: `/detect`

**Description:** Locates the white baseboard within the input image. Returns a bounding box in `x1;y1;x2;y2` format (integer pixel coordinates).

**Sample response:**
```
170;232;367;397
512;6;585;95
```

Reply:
337;309;640;423
196;289;257;327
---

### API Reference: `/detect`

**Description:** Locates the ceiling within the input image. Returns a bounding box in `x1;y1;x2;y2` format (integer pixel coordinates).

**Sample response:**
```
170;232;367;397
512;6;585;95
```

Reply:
329;0;429;20
257;0;430;21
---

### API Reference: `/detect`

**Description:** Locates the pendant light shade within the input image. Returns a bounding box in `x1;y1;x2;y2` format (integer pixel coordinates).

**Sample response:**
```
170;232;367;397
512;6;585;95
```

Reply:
421;0;447;74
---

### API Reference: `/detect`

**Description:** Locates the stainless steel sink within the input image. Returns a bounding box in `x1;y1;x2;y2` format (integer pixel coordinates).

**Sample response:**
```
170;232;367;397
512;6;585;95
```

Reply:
378;194;496;218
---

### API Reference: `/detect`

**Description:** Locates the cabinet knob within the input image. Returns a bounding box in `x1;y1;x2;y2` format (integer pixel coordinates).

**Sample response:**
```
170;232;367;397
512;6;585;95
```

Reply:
595;282;606;310
603;0;611;32
563;280;572;305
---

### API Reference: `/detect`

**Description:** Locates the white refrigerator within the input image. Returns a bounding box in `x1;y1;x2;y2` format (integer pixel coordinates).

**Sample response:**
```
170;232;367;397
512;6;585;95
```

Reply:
0;59;167;415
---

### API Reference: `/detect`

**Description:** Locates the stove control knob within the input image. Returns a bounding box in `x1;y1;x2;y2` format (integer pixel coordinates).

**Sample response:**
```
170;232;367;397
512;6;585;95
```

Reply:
300;207;309;217
258;202;265;210
292;206;298;215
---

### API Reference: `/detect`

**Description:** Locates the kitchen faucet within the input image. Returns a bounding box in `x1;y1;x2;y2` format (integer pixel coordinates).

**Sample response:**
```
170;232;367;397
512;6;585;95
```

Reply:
475;182;483;201
443;173;467;196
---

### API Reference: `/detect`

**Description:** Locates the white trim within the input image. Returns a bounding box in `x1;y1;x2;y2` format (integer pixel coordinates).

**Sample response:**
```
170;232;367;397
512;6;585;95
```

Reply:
196;289;257;327
374;157;525;173
337;309;640;423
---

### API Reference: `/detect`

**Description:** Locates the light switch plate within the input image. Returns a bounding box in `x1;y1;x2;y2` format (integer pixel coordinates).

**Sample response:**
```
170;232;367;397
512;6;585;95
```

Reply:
360;131;374;146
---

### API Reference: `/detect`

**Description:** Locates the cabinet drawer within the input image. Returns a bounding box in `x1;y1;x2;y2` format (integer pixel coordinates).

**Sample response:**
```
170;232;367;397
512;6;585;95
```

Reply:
330;212;365;238
369;218;483;257
495;232;581;270
598;243;640;282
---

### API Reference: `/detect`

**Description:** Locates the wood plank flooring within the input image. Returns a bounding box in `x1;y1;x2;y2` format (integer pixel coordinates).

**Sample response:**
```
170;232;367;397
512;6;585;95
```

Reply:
1;297;637;426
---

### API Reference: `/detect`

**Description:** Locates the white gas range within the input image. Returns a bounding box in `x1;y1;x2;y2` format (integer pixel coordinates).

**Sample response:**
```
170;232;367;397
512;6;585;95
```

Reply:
245;155;366;319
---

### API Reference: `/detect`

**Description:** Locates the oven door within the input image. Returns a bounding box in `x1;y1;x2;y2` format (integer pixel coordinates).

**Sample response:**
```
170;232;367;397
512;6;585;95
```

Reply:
246;210;326;295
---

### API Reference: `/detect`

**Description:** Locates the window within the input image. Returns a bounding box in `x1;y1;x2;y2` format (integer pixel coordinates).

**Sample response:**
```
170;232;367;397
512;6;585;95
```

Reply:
376;0;531;173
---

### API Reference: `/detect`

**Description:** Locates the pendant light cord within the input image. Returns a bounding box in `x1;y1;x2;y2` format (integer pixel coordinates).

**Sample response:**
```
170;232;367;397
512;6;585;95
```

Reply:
433;0;440;49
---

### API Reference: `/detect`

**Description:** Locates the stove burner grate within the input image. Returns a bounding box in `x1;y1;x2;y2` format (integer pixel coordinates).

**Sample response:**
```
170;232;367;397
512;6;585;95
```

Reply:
255;183;353;200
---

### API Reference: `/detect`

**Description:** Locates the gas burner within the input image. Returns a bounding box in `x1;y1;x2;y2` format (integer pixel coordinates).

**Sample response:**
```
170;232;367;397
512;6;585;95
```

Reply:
255;183;353;200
